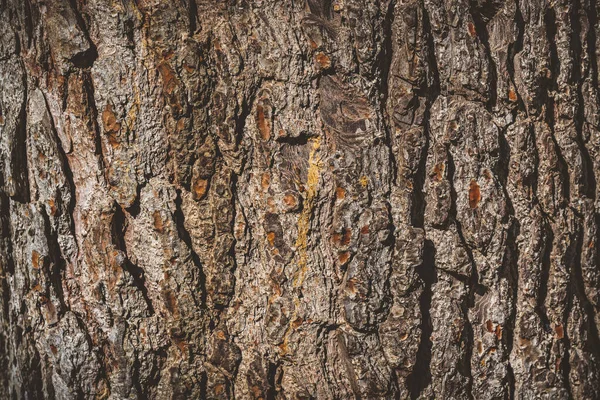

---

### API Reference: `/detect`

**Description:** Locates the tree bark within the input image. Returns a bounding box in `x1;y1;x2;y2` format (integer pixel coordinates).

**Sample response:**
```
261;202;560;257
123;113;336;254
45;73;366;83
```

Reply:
1;0;600;398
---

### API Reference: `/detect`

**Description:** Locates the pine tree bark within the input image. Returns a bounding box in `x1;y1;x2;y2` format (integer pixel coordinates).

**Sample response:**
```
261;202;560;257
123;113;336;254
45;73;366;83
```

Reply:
1;0;600;399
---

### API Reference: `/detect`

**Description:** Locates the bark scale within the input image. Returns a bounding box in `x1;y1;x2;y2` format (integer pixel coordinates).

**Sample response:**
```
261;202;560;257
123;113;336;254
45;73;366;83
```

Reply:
1;0;599;399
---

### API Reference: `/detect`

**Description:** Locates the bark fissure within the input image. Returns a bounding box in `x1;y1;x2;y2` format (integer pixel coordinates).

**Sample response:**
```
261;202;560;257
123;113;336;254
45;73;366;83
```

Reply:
2;0;600;398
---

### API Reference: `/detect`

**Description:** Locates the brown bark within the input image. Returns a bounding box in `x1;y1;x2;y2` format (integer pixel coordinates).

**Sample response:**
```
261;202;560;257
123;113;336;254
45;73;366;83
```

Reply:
1;0;599;399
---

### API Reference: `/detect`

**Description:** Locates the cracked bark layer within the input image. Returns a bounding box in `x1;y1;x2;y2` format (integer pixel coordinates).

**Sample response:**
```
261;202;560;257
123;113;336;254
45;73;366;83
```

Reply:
1;0;600;399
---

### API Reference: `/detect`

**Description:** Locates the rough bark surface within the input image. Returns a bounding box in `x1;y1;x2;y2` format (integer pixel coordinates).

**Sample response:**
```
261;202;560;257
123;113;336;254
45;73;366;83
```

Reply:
1;0;600;399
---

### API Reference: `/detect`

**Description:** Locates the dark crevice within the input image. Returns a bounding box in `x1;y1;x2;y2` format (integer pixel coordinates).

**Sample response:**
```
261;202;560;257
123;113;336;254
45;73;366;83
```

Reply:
469;0;497;111
378;0;396;192
408;240;436;399
234;90;258;146
507;0;527;115
70;46;98;69
410;122;429;228
581;212;600;351
199;371;208;400
543;6;571;208
174;190;207;308
40;207;68;317
445;149;480;400
411;5;440;229
124;183;143;218
501;219;519;400
0;190;15;277
376;0;395;109
40;92;79;256
131;351;145;400
67;0;98;69
22;0;34;48
536;221;552;332
188;0;198;34
572;0;597;200
81;72;107;173
497;126;515;218
112;204;155;316
266;361;280;400
12;74;30;203
446;151;485;301
561;226;581;400
571;216;600;383
586;0;600;122
275;133;311;146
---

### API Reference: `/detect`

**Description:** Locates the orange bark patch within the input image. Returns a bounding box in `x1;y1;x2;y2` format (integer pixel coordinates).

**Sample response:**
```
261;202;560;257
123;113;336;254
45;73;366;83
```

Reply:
152;211;164;233
157;62;179;95
469;180;481;208
315;52;331;69
345;278;357;294
486;319;494;332
333;228;352;246
173;336;188;355
267;231;276;246
101;104;121;148
468;22;477;37
183;62;195;73
508;88;518;102
250;385;263;398
336;187;346;200
256;104;271;140
47;199;57;216
495;324;503;339
341;228;352;245
163;290;178;315
176;118;187;132
283;193;297;208
214;385;225;396
555;323;564;339
261;172;271;190
360;225;369;235
192;178;209;200
278;341;288;353
102;104;120;132
338;251;351;264
292;317;303;329
32;250;41;269
433;163;445;181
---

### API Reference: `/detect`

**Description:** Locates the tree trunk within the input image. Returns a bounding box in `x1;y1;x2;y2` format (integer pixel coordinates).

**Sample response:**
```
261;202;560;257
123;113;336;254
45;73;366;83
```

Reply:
1;0;600;398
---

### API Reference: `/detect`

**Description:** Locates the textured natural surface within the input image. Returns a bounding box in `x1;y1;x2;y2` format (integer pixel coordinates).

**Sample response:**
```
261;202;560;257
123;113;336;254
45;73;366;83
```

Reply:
1;0;600;398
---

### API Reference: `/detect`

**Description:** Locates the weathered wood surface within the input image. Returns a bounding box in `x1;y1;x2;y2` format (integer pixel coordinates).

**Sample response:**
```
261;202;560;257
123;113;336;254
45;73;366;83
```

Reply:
1;0;599;398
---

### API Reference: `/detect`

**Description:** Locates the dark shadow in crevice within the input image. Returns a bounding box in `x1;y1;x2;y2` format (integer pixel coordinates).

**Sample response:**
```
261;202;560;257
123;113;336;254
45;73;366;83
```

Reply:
536;220;552;333
408;239;436;399
112;204;155;316
173;189;207;308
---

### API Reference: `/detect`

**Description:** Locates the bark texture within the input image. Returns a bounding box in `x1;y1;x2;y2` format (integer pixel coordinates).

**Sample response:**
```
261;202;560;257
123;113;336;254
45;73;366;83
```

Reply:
1;0;600;399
